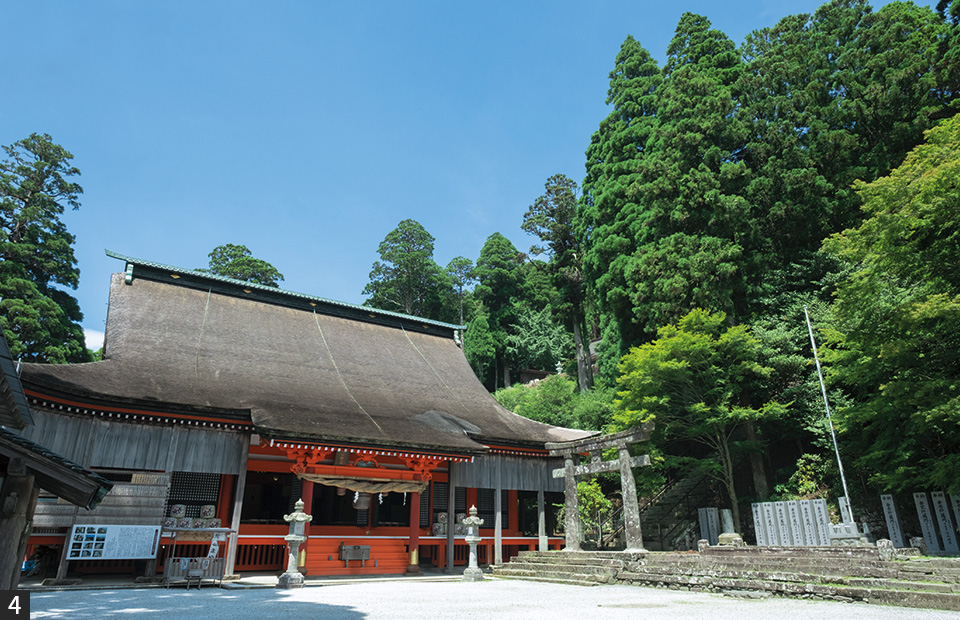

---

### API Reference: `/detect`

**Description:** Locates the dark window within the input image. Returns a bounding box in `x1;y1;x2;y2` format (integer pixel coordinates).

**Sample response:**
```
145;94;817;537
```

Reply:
240;471;294;524
477;488;509;529
420;488;431;528
517;490;564;536
431;483;466;524
311;485;369;526
371;491;410;527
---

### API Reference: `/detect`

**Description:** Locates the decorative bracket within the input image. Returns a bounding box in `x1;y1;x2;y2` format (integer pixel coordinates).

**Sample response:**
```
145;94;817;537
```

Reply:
285;447;331;474
402;457;443;481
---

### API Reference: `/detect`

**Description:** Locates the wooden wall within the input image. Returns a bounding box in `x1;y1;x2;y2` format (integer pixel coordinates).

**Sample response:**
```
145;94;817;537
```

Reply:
22;409;247;474
456;454;563;492
34;472;169;528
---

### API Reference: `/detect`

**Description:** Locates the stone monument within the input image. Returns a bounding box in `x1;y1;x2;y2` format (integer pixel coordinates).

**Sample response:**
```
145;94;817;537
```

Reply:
462;505;484;582
278;498;312;589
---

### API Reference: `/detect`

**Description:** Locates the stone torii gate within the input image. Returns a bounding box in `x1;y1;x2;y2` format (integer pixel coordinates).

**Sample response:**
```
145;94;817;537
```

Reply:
546;423;653;552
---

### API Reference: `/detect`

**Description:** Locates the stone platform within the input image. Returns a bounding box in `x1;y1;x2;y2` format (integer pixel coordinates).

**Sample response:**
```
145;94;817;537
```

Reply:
491;545;960;612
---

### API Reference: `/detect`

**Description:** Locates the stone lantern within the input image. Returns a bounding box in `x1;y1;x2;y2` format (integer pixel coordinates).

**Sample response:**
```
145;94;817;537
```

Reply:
278;498;313;589
462;505;484;582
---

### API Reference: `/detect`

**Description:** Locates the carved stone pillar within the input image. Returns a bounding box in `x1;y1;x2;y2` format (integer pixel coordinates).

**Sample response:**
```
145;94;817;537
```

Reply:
563;456;580;551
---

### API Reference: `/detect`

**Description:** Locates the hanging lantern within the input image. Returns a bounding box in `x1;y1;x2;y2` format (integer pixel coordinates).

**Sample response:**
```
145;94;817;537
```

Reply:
336;487;346;496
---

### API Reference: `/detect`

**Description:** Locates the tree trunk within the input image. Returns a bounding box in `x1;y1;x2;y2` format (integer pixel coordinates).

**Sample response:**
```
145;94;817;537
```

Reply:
572;317;593;393
744;422;769;499
718;431;741;533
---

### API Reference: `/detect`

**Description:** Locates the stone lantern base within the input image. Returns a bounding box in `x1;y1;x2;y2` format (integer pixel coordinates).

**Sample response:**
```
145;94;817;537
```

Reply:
462;566;484;582
277;571;305;589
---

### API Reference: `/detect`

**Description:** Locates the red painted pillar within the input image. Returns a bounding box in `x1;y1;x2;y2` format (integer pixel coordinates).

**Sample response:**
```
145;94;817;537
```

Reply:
217;474;234;522
406;491;421;574
299;480;314;574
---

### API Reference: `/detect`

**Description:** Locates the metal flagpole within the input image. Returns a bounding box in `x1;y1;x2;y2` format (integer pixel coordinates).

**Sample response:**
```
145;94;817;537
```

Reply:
804;305;854;524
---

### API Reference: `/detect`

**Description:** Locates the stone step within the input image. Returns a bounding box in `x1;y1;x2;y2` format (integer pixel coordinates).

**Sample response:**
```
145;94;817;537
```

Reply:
616;571;960;611
493;568;615;585
502;562;619;577
489;574;600;587
510;556;626;568
842;578;960;593
624;564;830;584
500;550;960;611
514;550;959;581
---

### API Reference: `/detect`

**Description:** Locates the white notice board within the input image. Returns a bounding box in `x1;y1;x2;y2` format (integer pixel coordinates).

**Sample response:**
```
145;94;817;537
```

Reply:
67;525;161;560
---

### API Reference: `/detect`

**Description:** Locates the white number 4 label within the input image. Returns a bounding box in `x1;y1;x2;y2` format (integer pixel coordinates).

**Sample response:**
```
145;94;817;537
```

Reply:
1;591;28;618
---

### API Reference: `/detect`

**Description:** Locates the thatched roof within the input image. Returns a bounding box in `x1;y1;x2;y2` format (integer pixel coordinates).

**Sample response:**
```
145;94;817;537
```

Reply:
23;252;592;455
0;333;32;429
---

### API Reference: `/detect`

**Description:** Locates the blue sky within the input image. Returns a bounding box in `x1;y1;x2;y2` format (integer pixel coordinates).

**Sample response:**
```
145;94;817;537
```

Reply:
3;0;933;349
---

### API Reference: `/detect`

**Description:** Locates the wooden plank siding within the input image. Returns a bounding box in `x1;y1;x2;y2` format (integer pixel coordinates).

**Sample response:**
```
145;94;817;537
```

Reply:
22;408;247;474
33;473;170;528
456;454;563;493
304;537;409;576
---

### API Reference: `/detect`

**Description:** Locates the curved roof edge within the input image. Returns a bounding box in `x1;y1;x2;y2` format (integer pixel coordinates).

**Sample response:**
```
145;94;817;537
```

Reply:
0;333;32;429
106;249;466;334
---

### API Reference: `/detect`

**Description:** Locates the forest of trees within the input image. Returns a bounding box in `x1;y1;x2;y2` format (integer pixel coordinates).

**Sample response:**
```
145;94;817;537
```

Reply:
3;0;958;535
360;0;960;523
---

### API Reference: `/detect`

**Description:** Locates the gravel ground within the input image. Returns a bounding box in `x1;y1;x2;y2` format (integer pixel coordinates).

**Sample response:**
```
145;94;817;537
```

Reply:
28;579;960;620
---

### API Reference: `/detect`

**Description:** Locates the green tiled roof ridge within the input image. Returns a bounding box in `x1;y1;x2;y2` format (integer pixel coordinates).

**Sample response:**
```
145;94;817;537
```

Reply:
105;249;465;331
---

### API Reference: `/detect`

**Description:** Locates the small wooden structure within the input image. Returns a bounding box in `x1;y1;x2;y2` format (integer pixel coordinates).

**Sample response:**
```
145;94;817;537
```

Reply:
163;527;233;588
547;424;653;552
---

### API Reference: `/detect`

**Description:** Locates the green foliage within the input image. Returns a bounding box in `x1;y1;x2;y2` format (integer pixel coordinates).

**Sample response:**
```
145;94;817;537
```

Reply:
577;478;614;545
580;1;959;385
522;174;582;318
580;35;661;360
524;174;593;391
363;219;453;320
505;304;573;374
736;0;956;313
517;259;559;312
823;113;960;493
773;453;832;500
551;477;617;544
624;13;749;333
474;233;525;386
198;243;285;287
464;310;496;386
612;309;787;529
0;133;88;363
493;374;616;431
445;256;475;325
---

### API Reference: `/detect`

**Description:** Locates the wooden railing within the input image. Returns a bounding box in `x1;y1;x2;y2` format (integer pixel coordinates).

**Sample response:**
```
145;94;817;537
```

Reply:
235;543;286;571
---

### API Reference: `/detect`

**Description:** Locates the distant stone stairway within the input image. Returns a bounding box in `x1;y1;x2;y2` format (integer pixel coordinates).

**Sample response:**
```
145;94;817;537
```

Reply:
638;474;711;550
492;546;960;611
